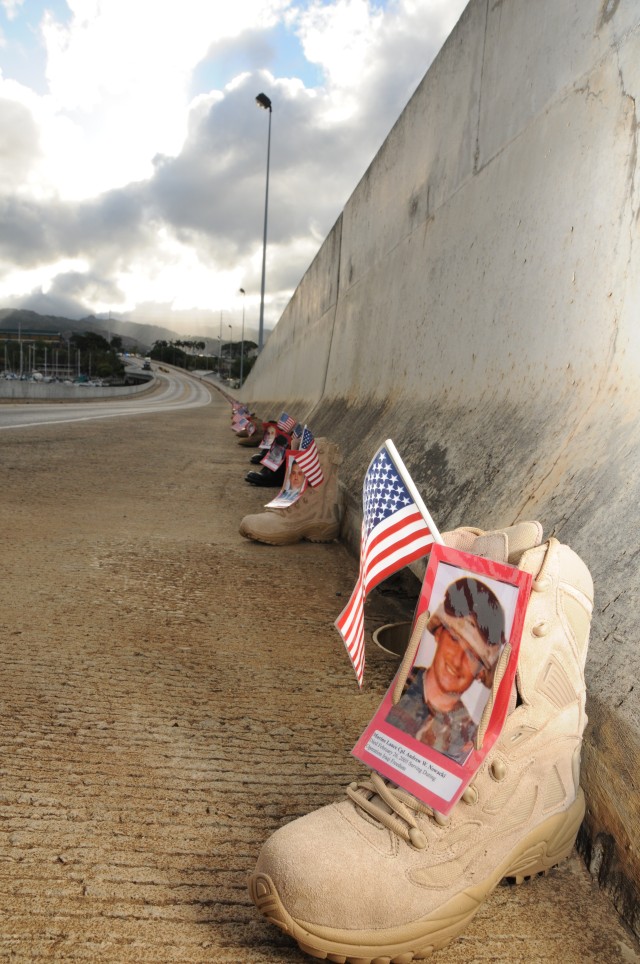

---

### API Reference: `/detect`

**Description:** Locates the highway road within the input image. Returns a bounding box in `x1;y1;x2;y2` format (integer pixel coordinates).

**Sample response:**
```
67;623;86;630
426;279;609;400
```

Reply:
0;367;213;431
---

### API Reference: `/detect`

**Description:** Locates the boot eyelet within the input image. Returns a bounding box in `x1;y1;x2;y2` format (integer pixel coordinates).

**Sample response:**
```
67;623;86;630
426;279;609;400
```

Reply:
532;577;551;592
462;785;478;805
490;760;507;781
408;827;427;849
532;622;550;637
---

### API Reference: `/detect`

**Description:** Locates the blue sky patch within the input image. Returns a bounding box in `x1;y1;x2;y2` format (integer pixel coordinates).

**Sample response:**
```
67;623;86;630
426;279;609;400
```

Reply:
190;19;324;97
0;0;72;93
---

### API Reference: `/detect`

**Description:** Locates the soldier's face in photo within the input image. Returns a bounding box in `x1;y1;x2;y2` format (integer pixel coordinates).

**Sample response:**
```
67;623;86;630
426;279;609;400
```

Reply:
430;626;482;695
289;462;305;490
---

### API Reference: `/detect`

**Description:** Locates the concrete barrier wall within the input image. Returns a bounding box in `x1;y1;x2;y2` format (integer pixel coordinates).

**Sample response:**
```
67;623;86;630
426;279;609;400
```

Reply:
243;0;640;931
253;221;342;409
0;380;153;401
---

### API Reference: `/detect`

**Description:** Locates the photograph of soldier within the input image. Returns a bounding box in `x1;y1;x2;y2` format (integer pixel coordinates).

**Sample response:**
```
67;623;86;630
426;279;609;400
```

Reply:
259;422;278;450
260;434;290;471
279;459;307;502
265;455;308;508
385;576;506;765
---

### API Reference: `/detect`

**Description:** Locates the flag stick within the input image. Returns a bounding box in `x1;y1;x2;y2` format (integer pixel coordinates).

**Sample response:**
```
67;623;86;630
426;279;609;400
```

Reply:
385;438;444;545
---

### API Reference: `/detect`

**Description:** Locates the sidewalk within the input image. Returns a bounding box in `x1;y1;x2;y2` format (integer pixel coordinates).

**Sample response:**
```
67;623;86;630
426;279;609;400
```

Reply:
1;391;638;963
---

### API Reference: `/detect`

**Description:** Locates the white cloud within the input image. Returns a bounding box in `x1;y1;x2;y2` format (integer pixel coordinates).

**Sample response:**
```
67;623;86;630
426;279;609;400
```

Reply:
0;89;41;191
0;0;469;333
1;0;24;20
0;257;89;301
37;0;295;196
292;0;465;123
292;0;385;115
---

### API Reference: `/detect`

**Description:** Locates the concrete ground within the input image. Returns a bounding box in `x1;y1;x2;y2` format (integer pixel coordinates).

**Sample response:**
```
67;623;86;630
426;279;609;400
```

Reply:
1;387;639;963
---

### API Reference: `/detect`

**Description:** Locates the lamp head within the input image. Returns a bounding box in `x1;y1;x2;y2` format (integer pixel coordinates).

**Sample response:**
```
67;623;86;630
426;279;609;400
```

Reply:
255;93;272;111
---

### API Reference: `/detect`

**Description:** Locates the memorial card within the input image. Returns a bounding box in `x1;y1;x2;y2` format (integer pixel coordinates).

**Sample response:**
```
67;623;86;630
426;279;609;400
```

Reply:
265;451;309;508
352;543;532;814
259;421;279;450
260;434;291;471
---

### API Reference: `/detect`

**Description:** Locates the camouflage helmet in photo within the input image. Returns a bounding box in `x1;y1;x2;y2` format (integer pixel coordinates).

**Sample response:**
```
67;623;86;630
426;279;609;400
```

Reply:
426;577;506;687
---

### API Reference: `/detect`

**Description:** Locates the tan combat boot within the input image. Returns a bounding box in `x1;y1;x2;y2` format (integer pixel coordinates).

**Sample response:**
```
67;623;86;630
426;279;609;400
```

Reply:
249;523;593;961
237;416;263;445
239;438;343;545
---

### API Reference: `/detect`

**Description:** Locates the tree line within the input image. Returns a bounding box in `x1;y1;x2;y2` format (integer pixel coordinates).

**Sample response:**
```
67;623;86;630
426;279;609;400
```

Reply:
150;339;258;380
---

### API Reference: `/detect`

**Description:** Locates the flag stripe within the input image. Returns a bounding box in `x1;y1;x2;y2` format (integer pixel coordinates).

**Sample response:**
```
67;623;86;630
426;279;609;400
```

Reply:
337;588;363;642
335;570;363;627
364;529;435;590
333;444;437;686
362;507;426;561
361;511;430;585
296;427;324;486
277;413;296;433
366;539;434;594
335;573;364;643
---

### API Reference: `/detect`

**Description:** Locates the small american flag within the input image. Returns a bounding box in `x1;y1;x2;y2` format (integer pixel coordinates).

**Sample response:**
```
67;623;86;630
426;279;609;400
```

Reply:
295;426;324;487
335;441;442;687
232;416;249;433
292;423;303;439
277;412;296;433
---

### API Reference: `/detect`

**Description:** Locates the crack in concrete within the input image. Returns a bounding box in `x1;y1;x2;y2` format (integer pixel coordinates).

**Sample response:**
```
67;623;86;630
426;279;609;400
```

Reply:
574;82;606;101
473;0;491;176
615;54;639;253
320;219;343;403
599;0;621;30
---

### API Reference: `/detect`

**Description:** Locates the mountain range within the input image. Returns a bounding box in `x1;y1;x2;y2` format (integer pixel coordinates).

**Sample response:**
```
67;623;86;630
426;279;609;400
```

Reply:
0;308;259;354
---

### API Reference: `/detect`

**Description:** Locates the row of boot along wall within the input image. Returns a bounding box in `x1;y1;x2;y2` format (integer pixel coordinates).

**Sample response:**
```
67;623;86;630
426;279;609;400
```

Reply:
230;404;343;546
231;400;598;963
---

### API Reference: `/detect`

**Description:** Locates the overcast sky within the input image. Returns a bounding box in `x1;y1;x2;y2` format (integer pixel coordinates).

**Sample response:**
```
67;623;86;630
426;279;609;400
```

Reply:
0;0;467;339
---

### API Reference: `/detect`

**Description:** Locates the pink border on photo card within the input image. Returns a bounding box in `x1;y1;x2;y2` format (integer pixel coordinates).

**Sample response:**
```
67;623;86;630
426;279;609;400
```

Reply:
352;543;532;814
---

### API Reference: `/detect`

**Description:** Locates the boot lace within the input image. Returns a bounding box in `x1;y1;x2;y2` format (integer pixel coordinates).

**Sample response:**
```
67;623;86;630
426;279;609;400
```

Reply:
346;603;515;846
346;771;437;848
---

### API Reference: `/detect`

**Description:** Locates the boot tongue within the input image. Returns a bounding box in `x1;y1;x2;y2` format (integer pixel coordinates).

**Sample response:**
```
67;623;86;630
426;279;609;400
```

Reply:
472;521;543;565
364;793;394;818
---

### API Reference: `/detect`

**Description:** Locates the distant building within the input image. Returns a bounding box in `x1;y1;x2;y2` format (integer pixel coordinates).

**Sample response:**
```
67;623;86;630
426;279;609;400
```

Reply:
1;329;64;345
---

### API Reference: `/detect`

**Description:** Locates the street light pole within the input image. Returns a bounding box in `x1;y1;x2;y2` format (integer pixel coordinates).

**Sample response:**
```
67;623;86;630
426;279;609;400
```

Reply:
228;323;232;379
239;288;246;387
255;92;272;354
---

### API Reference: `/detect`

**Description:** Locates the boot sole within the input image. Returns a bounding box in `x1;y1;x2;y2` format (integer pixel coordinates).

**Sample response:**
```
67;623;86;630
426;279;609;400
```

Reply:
239;524;339;546
249;790;585;962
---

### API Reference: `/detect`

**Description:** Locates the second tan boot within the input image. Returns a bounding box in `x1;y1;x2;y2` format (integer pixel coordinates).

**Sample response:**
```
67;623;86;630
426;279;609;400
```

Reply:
239;438;343;545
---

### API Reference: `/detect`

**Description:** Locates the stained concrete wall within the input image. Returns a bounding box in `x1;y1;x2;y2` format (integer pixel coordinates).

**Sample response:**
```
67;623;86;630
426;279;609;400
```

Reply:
242;0;640;933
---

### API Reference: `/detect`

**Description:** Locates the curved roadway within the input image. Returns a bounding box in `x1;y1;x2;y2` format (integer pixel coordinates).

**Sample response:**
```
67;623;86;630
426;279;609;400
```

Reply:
0;368;213;431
